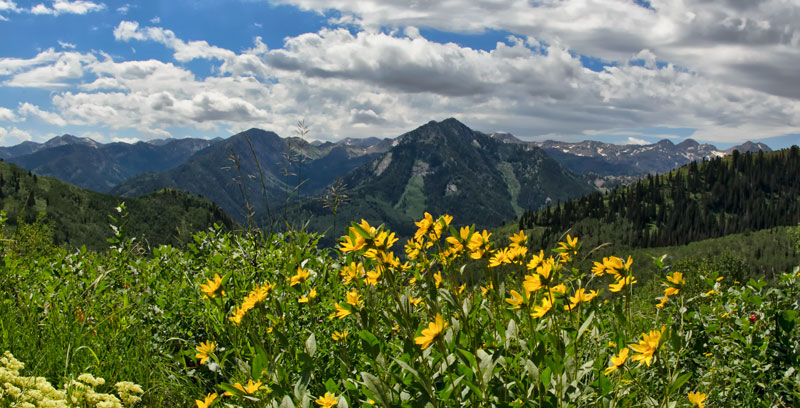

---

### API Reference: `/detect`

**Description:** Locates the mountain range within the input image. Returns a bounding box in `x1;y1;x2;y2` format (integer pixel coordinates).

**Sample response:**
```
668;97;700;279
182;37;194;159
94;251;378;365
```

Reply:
0;119;775;241
290;118;595;239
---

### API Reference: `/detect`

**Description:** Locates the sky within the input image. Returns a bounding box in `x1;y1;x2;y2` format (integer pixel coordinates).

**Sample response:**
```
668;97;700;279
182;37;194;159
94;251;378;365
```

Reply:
0;0;799;149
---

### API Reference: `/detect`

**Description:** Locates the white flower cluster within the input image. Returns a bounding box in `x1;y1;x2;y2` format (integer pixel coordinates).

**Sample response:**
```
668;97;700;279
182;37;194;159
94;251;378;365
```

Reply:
0;351;143;408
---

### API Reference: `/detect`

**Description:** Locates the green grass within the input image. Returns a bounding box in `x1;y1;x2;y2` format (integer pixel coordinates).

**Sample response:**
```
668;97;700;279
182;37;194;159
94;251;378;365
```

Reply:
1;211;798;407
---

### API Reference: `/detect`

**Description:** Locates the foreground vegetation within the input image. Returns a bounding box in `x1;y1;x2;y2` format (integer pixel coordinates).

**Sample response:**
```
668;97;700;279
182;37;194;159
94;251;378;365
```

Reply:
1;210;799;407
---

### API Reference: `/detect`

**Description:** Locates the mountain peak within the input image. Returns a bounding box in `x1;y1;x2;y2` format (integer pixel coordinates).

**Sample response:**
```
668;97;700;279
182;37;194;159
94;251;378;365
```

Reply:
727;141;772;154
44;134;99;148
677;138;699;148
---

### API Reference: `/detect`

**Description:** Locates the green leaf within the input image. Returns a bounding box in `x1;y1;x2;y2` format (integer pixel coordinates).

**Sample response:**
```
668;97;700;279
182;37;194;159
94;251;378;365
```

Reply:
668;372;692;395
361;372;392;407
358;330;380;347
279;395;296;408
577;312;594;340
541;366;552;390
778;310;797;333
252;346;268;380
217;382;242;397
350;223;371;239
305;332;317;358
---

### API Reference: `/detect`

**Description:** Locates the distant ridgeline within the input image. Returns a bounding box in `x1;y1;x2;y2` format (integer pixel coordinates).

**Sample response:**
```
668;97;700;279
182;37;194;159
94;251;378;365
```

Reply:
519;146;800;248
0;160;235;250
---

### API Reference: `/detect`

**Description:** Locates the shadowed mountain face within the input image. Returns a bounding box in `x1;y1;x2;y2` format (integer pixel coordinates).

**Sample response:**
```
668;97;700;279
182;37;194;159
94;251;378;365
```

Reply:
291;118;596;240
8;138;217;192
110;129;383;222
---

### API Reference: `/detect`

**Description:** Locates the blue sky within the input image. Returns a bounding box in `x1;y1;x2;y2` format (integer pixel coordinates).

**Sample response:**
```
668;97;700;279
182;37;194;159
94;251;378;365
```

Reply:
0;0;798;149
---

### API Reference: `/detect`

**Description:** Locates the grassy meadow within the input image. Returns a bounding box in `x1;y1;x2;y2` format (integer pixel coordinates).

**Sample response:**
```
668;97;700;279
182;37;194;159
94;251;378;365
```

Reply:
1;210;799;407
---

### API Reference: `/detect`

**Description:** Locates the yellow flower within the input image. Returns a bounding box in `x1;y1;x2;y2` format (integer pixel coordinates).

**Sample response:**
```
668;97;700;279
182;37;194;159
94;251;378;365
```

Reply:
334;303;351;319
609;275;637;292
455;283;467;295
564;288;597;310
549;283;567;296
557;234;578;254
604;348;629;375
656;295;669;308
531;297;553;318
415;313;447;350
298;295;309;303
414;212;434;241
509;230;528;248
229;306;248;325
508;245;527;263
467;230;492;259
536;261;553;281
409;296;424;307
505;290;524;309
629;327;664;366
446;227;470;254
196;393;218;408
332;330;348;341
339;234;366;253
480;281;494;296
340;262;365;284
309;288;317;299
523;274;543;295
289;267;311;286
527;249;545;270
664;287;680;297
666;271;685;286
225;379;264;396
433;271;442;289
440;214;453;226
715;276;724;282
591;261;606;276
200;274;225;298
687;391;707;408
374;231;398;250
704;289;715;296
623;255;633;271
488;247;512;267
346;289;362;307
315;392;338;408
195;340;215;365
364;269;381;286
405;238;425;260
721;312;730;318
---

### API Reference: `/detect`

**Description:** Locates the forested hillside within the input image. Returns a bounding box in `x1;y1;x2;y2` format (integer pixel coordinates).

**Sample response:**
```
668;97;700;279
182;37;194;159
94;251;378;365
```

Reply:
519;146;800;248
0;160;234;250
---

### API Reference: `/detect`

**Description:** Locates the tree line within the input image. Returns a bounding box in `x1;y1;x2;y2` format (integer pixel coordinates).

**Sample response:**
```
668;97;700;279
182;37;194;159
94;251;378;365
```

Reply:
519;146;800;248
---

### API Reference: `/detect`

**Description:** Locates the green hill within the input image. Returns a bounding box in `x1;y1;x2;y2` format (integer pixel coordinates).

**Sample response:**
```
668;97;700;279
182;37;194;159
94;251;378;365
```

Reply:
0;160;234;250
519;146;800;249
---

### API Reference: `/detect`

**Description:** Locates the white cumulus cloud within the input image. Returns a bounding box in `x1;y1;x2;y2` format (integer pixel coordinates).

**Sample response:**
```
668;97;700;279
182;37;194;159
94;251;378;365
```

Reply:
30;0;105;16
0;126;31;145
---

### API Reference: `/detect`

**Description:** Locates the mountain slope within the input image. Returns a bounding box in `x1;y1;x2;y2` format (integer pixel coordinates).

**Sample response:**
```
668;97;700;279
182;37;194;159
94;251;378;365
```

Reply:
519;146;800;249
111;129;380;222
0;160;234;250
292;118;595;238
7;137;217;192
